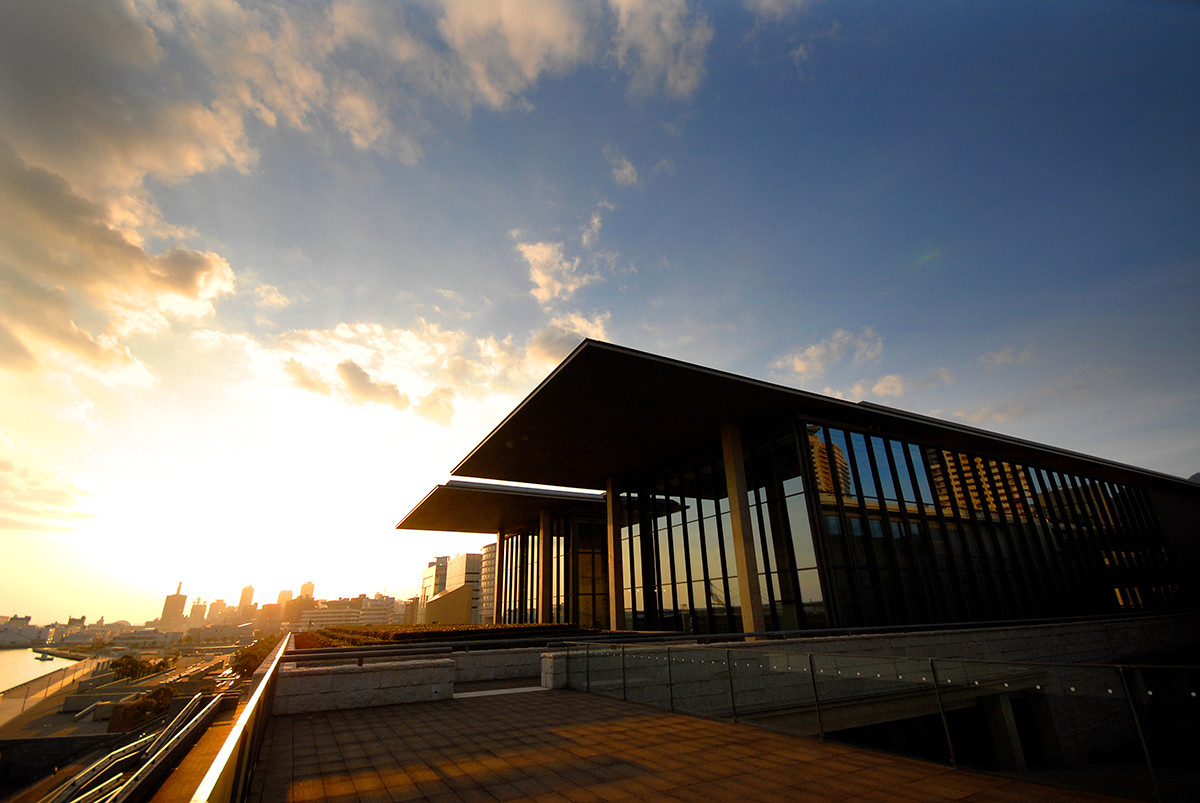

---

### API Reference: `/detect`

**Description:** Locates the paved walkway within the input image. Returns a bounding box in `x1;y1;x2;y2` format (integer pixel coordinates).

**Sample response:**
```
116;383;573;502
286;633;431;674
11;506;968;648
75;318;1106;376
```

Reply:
248;687;1123;802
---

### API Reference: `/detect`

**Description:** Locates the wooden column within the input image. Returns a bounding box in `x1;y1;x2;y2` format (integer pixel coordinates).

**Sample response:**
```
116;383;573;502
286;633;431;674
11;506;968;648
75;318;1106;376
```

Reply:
538;510;553;623
721;422;767;634
606;477;626;630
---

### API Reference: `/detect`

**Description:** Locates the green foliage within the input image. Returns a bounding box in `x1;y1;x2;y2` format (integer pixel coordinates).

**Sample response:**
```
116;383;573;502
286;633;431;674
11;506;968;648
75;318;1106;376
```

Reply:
108;687;173;732
292;622;593;650
231;634;284;678
110;654;174;679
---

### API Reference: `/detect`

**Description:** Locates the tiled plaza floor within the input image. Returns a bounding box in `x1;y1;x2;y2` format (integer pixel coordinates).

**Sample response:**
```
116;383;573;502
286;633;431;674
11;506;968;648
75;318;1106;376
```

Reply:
248;687;1123;802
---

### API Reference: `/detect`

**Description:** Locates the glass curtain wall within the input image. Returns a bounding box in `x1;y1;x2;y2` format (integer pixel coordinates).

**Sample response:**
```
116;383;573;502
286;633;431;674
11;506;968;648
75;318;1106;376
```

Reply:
806;422;1182;627
616;432;827;635
615;415;1180;633
498;528;539;623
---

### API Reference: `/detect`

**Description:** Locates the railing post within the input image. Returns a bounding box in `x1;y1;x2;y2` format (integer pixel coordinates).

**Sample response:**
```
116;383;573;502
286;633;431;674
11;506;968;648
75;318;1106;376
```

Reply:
1118;665;1161;803
726;649;737;721
666;646;674;711
929;659;957;769
621;645;627;700
808;653;825;741
585;644;590;693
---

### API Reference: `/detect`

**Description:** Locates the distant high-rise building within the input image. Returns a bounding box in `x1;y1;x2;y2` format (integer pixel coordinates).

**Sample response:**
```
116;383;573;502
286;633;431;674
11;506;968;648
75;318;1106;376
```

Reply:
300;581;315;599
445;552;483;624
238;585;256;620
207;600;228;622
277;589;293;607
480;542;497;625
188;599;207;624
161;583;187;630
418;557;448;624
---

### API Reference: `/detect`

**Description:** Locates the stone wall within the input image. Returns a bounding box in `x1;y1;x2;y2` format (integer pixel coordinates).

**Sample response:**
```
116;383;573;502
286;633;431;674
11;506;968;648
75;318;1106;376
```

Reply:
273;658;455;715
453;648;543;682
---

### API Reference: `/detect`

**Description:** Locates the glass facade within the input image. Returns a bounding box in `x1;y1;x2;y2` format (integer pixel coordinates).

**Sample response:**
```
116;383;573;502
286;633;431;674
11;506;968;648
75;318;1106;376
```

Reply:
497;528;539;624
615;416;1183;633
498;511;608;626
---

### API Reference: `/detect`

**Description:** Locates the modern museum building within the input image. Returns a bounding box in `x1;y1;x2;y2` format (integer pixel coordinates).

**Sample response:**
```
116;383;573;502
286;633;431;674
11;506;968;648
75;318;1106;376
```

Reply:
398;340;1200;637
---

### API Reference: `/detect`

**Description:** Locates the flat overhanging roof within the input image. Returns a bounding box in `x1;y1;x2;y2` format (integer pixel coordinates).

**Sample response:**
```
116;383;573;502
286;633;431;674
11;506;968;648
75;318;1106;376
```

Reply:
396;479;604;533
449;339;1192;491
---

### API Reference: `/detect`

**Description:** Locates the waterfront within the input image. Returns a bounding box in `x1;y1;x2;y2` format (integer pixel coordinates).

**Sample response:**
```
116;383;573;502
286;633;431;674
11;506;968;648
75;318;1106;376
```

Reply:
0;648;78;694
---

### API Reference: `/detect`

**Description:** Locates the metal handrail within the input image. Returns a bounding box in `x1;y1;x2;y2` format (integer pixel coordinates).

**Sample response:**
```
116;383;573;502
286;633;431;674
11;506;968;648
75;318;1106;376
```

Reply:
189;634;292;803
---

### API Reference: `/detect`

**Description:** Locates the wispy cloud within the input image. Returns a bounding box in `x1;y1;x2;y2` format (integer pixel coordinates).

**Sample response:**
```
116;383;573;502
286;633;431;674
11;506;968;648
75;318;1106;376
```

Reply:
604;146;639;186
771;326;883;381
337;359;411;409
980;346;1034;370
954;403;1031;425
609;0;714;99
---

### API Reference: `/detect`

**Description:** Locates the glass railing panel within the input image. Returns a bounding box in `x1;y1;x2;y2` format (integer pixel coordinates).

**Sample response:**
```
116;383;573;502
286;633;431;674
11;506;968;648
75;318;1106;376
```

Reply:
930;659;1156;801
727;649;819;735
565;644;589;690
1124;664;1200;802
622;646;672;708
661;646;735;719
585;646;625;699
809;653;947;759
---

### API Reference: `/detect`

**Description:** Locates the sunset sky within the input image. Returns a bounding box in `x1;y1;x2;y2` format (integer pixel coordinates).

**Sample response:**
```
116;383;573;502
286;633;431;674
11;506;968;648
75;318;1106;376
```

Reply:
2;1;1197;625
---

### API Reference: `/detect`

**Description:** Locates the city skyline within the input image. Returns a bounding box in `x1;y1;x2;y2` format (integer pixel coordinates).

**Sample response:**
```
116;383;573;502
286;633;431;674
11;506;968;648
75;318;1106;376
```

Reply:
2;1;1197;625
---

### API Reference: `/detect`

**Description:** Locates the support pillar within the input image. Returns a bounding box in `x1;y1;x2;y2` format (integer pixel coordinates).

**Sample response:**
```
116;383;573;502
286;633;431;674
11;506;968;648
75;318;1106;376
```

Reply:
983;694;1028;770
538;510;553;623
721;422;767;634
606;477;626;631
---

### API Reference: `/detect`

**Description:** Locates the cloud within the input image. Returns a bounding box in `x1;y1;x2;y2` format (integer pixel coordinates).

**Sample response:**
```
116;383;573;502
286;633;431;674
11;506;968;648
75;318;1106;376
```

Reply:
438;0;592;108
954;404;1031;425
527;311;611;367
926;366;955;386
517;241;599;306
770;327;883;380
871;374;904;397
0;455;91;533
609;0;714;99
415;386;456;426
604;146;639;186
337;359;411;409
744;0;816;21
283;358;330;394
581;201;614;248
0;143;234;378
980;346;1034;370
255;285;291;309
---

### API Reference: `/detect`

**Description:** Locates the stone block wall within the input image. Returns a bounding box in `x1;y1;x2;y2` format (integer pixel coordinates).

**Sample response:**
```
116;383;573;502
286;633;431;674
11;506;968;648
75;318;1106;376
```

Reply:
453;648;543;682
273;658;454;715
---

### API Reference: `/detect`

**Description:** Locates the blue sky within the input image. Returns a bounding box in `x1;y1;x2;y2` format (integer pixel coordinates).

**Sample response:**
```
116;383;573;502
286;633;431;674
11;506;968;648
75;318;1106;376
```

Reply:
1;0;1196;624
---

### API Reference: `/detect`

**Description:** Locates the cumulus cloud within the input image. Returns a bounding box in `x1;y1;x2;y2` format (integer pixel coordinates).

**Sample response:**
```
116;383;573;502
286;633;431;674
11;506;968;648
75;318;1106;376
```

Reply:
604;145;639;186
517;241;599;306
438;0;591;108
255;285;290;309
527;311;611;369
871;374;904;397
744;0;816;21
771;327;883;380
337;359;411;409
980;346;1034;370
415;386;456;426
283;358;330;394
0;143;234;377
610;0;714;99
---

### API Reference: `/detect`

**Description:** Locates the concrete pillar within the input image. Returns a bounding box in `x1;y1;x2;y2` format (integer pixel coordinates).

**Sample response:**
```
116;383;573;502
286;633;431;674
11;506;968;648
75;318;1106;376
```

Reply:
493;530;506;625
983;694;1028;770
538;509;553;623
721;422;766;634
606;477;626;631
